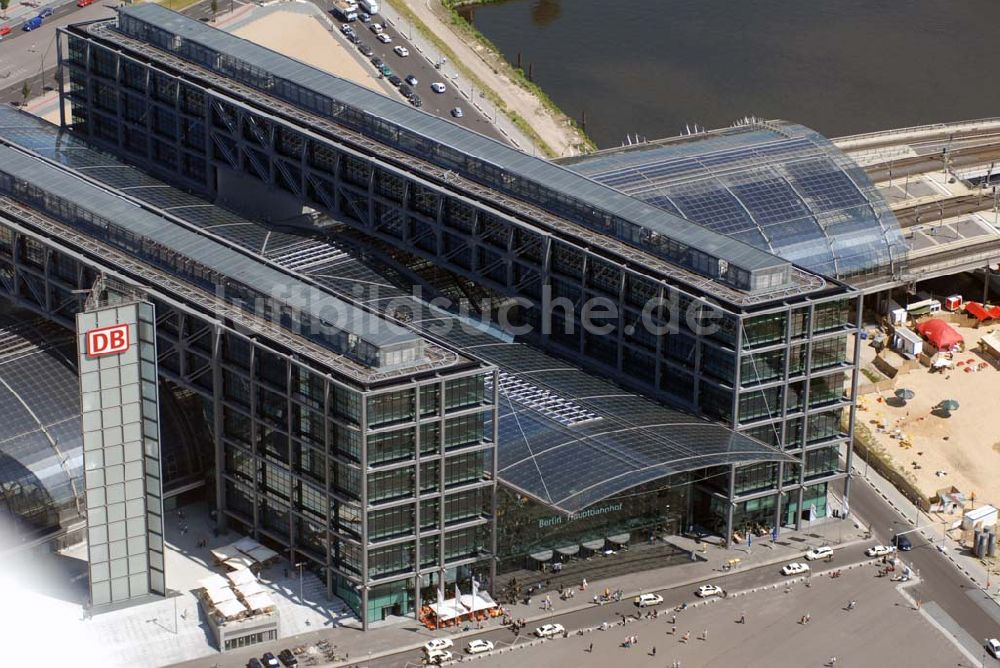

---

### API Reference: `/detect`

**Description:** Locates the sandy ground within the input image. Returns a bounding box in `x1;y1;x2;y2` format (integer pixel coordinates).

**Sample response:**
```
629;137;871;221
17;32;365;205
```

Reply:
231;10;383;92
859;320;1000;508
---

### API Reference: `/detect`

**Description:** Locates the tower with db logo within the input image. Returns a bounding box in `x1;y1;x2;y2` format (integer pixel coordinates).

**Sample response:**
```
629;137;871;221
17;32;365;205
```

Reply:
75;277;167;607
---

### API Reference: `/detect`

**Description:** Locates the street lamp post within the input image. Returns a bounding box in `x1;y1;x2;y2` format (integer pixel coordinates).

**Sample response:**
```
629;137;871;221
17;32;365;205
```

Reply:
295;561;306;603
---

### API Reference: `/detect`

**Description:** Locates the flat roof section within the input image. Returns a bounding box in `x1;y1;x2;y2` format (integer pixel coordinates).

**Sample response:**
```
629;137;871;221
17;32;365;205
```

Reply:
109;4;792;292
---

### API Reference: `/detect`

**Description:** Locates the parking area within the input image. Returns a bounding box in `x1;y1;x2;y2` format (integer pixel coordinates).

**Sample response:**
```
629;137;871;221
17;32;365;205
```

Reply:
330;12;505;141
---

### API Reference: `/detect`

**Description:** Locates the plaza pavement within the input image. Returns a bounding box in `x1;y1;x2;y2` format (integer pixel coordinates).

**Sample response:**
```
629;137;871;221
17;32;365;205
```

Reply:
176;510;880;668
468;566;968;668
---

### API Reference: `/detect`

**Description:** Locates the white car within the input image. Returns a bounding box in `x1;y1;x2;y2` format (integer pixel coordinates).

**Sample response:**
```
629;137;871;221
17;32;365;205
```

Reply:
423;638;454;653
465;639;494;654
534;623;565;638
377;32;392;43
987;638;1000;659
696;584;723;598
866;544;896;557
804;546;833;561
394;45;409;57
782;562;810;576
426;649;452;664
634;593;663;607
430;82;446;94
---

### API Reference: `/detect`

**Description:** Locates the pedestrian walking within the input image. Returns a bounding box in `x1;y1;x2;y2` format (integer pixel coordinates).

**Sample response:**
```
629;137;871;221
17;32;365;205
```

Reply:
829;657;837;666
588;642;593;653
739;613;745;624
671;626;676;635
681;631;690;643
651;646;657;656
582;577;587;591
702;629;708;641
805;613;811;624
848;600;856;610
671;614;676;625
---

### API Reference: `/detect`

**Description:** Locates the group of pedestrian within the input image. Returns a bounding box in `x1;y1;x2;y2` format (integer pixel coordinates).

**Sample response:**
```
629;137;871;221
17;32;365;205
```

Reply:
622;634;640;648
799;613;812;625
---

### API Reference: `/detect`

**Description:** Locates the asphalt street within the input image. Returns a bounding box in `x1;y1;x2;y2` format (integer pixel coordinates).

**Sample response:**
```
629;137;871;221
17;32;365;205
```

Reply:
0;0;114;105
328;13;504;141
850;472;1000;656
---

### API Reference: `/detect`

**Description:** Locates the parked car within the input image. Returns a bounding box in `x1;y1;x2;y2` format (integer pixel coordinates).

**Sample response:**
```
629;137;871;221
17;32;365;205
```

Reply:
426;650;452;665
371;56;383;68
0;25;11;37
696;584;723;598
277;649;298;667
404;74;418;86
805;546;833;561
77;0;96;6
466;639;494;654
38;7;53;18
535;623;565;638
388;74;402;87
358;44;374;57
380;65;393;77
895;535;913;551
347;33;361;44
423;638;454;653
399;84;414;99
430;82;446;94
866;544;896;557
393;45;409;57
261;653;280;668
450;107;463;118
635;593;664;607
377;32;392;43
782;562;810;576
987;638;1000;659
410;94;422;108
247;659;264;668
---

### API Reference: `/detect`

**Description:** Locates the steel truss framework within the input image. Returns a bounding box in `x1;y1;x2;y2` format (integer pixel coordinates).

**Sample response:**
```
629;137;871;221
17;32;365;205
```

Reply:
0;196;498;628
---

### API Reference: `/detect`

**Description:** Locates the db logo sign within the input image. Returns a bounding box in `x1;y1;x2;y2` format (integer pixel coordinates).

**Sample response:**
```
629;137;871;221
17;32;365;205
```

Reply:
86;324;130;357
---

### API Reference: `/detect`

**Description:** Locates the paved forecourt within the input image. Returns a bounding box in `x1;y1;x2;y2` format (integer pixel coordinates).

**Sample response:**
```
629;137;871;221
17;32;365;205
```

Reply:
467;566;966;668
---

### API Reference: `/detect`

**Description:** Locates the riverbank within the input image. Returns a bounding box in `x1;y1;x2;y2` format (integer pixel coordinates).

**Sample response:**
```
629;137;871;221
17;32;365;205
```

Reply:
387;0;593;157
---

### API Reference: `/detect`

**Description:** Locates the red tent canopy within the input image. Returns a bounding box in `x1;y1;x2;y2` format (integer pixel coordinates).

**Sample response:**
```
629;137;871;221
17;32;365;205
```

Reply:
917;319;964;350
965;302;991;322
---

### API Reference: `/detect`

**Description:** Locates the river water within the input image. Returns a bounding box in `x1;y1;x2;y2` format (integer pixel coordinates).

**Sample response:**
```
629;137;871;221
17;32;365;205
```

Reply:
461;0;1000;149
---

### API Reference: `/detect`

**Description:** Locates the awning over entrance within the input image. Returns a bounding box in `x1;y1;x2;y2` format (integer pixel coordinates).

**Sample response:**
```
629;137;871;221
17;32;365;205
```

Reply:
556;544;580;557
607;533;630;545
529;550;553;562
581;539;605;551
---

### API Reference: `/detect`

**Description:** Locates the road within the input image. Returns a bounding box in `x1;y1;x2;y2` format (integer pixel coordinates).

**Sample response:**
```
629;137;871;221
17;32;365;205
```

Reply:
0;0;114;105
324;11;504;141
850;473;1000;657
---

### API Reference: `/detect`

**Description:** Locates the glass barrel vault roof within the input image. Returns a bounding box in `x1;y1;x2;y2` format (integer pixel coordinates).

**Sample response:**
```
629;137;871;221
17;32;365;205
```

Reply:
560;121;907;281
0;314;82;534
0;109;796;515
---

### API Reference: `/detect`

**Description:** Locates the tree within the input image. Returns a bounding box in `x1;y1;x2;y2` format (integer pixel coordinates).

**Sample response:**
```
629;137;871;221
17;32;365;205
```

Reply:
0;0;9;20
20;80;30;107
210;0;217;21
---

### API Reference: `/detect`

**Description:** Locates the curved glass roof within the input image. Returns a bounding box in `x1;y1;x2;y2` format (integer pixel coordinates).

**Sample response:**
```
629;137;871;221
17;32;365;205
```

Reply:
0;314;83;537
562;121;908;280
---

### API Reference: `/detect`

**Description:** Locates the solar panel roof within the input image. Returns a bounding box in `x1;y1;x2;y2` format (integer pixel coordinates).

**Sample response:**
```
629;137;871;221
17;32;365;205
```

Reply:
562;121;907;280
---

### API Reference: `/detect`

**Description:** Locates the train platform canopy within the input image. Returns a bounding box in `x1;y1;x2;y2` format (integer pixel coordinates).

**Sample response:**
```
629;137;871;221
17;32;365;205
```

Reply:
0;109;796;517
560;121;907;282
